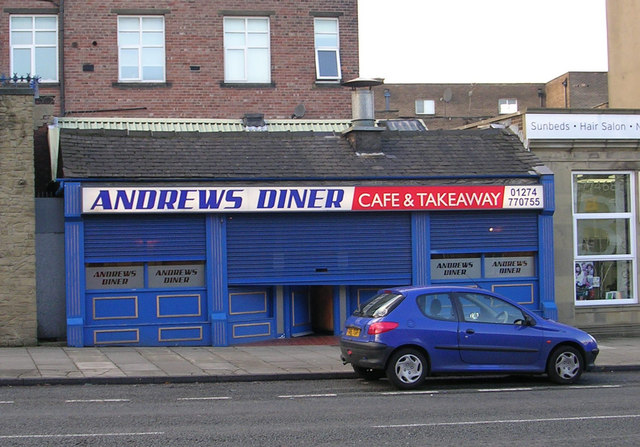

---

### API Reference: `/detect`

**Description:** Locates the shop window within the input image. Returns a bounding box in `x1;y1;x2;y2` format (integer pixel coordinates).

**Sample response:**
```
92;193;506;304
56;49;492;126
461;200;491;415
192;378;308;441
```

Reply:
314;18;341;81
86;261;205;290
573;172;637;304
224;17;270;83
10;15;58;82
415;99;435;115
431;253;536;282
117;16;165;82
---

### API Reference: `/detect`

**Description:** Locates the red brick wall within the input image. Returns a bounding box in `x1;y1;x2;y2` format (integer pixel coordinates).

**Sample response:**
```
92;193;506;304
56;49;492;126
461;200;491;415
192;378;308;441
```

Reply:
1;0;358;119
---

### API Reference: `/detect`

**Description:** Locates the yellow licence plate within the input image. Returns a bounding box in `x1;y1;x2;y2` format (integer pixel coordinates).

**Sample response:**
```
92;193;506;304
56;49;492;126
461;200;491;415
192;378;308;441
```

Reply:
346;327;360;337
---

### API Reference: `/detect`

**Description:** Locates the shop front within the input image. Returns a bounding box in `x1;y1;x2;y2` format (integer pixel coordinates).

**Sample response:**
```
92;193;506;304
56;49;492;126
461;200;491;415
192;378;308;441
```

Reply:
64;180;555;347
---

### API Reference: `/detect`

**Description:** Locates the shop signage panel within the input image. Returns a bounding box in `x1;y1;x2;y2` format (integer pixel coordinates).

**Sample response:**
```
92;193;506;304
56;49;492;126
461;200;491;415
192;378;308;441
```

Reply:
431;257;481;280
526;113;640;139
484;256;535;278
86;265;144;289
82;185;543;213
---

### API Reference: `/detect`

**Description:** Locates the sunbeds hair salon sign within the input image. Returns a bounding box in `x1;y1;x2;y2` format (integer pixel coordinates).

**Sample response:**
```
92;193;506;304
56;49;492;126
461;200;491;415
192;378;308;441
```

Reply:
82;185;544;213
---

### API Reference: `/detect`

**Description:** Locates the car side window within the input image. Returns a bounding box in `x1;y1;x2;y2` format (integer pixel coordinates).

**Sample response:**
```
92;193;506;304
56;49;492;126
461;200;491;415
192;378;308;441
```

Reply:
416;293;456;321
457;292;525;325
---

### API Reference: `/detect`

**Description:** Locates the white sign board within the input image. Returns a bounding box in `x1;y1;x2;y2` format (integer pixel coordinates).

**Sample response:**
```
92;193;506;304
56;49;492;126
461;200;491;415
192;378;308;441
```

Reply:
525;113;640;140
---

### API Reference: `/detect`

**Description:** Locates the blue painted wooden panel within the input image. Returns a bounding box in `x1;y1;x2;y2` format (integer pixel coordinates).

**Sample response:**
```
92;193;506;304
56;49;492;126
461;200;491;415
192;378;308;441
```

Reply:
84;215;206;261
430;211;538;252
157;294;202;318
227;213;412;284
87;324;211;346
227;287;275;343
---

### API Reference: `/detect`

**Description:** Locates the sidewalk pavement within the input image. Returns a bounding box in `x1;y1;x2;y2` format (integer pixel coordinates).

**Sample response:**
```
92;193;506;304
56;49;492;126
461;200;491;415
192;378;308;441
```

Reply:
0;337;638;386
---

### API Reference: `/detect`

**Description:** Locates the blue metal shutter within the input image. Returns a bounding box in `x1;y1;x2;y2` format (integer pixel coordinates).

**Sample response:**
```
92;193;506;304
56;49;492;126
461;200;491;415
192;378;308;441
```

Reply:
227;212;412;284
430;211;538;252
84;215;206;261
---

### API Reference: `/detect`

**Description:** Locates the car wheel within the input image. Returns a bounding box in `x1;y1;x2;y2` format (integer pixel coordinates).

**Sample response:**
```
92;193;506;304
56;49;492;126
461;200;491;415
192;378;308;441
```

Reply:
386;348;428;390
547;345;583;384
352;366;385;381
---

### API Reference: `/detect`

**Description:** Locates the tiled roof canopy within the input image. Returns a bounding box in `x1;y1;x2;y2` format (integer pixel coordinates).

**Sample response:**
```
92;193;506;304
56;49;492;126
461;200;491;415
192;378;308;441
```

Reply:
59;127;545;183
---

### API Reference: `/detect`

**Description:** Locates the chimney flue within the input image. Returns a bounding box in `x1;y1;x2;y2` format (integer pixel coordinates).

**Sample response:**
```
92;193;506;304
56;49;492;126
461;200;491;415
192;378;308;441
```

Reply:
342;78;385;153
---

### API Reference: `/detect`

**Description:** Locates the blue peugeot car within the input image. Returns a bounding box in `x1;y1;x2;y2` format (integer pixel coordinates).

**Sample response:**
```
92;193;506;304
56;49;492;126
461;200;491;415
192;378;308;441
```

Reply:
340;286;599;389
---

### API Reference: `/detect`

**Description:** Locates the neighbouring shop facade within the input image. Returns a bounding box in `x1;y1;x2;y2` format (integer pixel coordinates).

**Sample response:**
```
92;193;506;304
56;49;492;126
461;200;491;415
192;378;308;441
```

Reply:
61;128;556;347
523;109;640;335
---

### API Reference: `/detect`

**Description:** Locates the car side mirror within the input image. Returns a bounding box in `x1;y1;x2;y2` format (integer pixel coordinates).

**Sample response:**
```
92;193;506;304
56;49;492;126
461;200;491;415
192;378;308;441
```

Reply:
515;315;536;327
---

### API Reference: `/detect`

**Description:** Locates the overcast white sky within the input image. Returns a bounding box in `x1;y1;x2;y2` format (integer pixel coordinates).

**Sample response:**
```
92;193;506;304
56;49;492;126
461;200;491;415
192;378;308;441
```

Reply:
358;0;609;83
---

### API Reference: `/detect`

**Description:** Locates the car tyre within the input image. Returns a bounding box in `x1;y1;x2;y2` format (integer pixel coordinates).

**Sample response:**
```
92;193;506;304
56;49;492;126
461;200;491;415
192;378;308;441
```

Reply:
547;345;583;384
386;348;428;390
352;366;385;381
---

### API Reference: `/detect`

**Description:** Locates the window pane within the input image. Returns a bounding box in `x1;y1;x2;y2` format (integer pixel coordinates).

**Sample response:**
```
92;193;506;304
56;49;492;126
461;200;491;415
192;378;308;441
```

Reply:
247;32;269;47
458;293;525;324
11;30;33;45
11;17;32;30
315;34;338;47
317;50;338;77
142;31;164;46
35;31;56;45
141;17;163;31
224;18;245;32
225;49;245;80
577;218;630;255
35;16;57;29
315;19;337;33
119;17;140;31
119;31;140;46
34;47;57;80
225;33;245;47
142;47;163;65
120;48;139;66
247;48;269;82
247;18;268;32
120;65;139;79
574;173;630;213
12;48;32;75
142;65;164;81
575;260;633;301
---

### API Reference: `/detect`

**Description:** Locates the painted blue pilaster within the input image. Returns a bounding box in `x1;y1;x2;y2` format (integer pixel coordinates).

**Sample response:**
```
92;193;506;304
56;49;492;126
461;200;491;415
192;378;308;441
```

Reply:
539;173;558;319
412;212;430;285
207;215;228;346
64;182;85;346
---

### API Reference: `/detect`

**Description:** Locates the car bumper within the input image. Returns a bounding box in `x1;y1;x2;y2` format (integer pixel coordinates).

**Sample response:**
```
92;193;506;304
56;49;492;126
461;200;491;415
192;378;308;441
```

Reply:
584;347;599;371
340;339;393;370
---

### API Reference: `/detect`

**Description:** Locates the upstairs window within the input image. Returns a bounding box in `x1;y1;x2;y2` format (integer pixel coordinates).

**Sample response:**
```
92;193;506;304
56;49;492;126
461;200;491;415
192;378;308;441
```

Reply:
498;98;518;114
415;99;435;115
314;18;341;81
117;16;165;82
224;17;271;83
10;15;58;82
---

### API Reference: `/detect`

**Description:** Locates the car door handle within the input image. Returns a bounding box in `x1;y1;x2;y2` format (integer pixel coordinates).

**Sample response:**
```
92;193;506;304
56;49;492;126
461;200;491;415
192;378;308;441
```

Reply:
465;329;475;334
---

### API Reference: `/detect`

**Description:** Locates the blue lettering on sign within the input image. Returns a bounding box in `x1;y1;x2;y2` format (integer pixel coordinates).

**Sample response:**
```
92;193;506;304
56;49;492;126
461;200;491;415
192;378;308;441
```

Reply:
90;189;246;211
257;188;344;209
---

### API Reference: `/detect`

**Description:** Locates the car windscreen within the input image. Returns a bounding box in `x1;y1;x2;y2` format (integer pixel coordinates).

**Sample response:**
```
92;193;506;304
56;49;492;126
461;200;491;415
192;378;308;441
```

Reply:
355;292;404;318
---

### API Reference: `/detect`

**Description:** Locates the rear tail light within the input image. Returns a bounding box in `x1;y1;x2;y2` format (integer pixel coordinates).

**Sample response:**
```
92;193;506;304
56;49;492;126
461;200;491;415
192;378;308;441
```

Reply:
367;321;399;335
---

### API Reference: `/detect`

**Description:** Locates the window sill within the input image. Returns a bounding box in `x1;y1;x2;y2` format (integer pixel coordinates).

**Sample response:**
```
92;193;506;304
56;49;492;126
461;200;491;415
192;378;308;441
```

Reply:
220;82;276;88
314;80;342;88
112;82;172;89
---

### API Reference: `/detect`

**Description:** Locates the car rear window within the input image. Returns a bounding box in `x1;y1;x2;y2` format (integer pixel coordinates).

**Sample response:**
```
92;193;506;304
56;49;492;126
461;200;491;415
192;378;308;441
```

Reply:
355;292;404;318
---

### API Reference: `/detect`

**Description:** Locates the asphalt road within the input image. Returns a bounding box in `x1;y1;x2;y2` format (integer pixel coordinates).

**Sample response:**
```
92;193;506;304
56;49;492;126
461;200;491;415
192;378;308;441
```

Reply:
1;372;639;446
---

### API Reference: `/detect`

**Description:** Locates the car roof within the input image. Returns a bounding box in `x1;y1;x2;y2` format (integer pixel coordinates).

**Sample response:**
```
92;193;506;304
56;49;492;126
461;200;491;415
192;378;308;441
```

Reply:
387;285;496;295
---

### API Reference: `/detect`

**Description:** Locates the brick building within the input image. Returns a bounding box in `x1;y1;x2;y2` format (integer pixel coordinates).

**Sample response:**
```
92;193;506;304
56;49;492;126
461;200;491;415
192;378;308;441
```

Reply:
1;0;358;120
374;72;608;130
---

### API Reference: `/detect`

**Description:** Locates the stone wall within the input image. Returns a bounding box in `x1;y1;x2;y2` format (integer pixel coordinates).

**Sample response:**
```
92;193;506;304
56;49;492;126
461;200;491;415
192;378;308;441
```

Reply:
0;89;37;346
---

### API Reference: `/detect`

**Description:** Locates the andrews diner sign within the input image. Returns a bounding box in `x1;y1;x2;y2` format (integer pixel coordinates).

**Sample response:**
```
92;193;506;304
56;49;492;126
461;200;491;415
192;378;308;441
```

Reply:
82;185;544;214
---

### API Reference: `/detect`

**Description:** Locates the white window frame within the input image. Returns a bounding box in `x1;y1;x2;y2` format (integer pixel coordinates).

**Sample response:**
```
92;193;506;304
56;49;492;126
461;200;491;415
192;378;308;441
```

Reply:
117;15;166;82
415;99;435;115
314;18;341;81
572;171;637;306
9;15;58;82
223;17;271;83
498;98;518;114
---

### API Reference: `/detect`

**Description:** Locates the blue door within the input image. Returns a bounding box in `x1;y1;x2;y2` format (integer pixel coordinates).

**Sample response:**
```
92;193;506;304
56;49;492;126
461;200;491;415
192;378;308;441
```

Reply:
290;286;313;337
